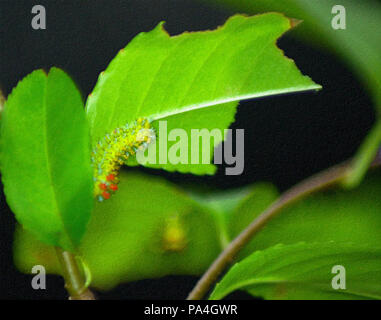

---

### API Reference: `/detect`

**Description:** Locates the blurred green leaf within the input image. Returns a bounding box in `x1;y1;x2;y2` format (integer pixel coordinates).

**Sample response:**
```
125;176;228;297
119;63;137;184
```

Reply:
204;0;381;187
86;13;320;175
14;171;279;290
0;68;93;250
190;183;278;248
14;171;223;290
227;171;381;258
210;242;381;300
16;169;381;292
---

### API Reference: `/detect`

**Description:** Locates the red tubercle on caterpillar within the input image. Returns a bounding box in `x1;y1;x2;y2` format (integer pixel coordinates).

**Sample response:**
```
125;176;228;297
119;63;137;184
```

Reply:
106;174;116;182
109;184;118;191
102;191;111;200
99;181;118;194
99;183;108;191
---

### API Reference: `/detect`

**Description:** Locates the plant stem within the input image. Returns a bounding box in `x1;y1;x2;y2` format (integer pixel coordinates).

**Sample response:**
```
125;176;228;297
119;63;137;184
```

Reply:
187;159;380;300
55;248;95;300
343;120;381;187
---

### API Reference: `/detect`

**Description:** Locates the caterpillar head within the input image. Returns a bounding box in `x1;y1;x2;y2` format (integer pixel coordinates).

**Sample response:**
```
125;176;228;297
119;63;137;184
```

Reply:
135;127;156;151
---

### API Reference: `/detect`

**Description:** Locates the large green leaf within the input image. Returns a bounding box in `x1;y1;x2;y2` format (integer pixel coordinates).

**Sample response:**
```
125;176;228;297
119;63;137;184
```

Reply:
204;0;381;186
13;171;224;290
86;13;320;175
228;171;381;258
13;172;280;290
210;242;381;300
14;170;381;291
0;68;93;250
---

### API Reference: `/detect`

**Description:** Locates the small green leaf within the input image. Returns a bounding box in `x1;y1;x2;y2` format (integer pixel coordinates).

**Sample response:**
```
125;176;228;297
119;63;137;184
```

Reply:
86;13;320;175
13;171;223;290
210;242;381;300
0;68;93;250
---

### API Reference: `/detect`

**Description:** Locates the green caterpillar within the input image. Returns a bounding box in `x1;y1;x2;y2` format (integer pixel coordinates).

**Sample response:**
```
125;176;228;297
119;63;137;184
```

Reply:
91;118;155;202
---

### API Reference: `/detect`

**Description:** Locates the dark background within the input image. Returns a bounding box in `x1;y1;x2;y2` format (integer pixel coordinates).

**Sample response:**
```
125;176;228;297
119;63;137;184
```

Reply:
0;0;375;299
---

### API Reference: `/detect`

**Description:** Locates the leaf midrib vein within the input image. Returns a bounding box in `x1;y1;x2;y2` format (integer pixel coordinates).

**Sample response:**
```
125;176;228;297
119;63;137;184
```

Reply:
42;79;72;248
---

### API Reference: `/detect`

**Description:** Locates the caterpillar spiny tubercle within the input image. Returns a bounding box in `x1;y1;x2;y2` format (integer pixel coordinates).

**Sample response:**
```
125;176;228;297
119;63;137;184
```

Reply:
92;117;156;202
